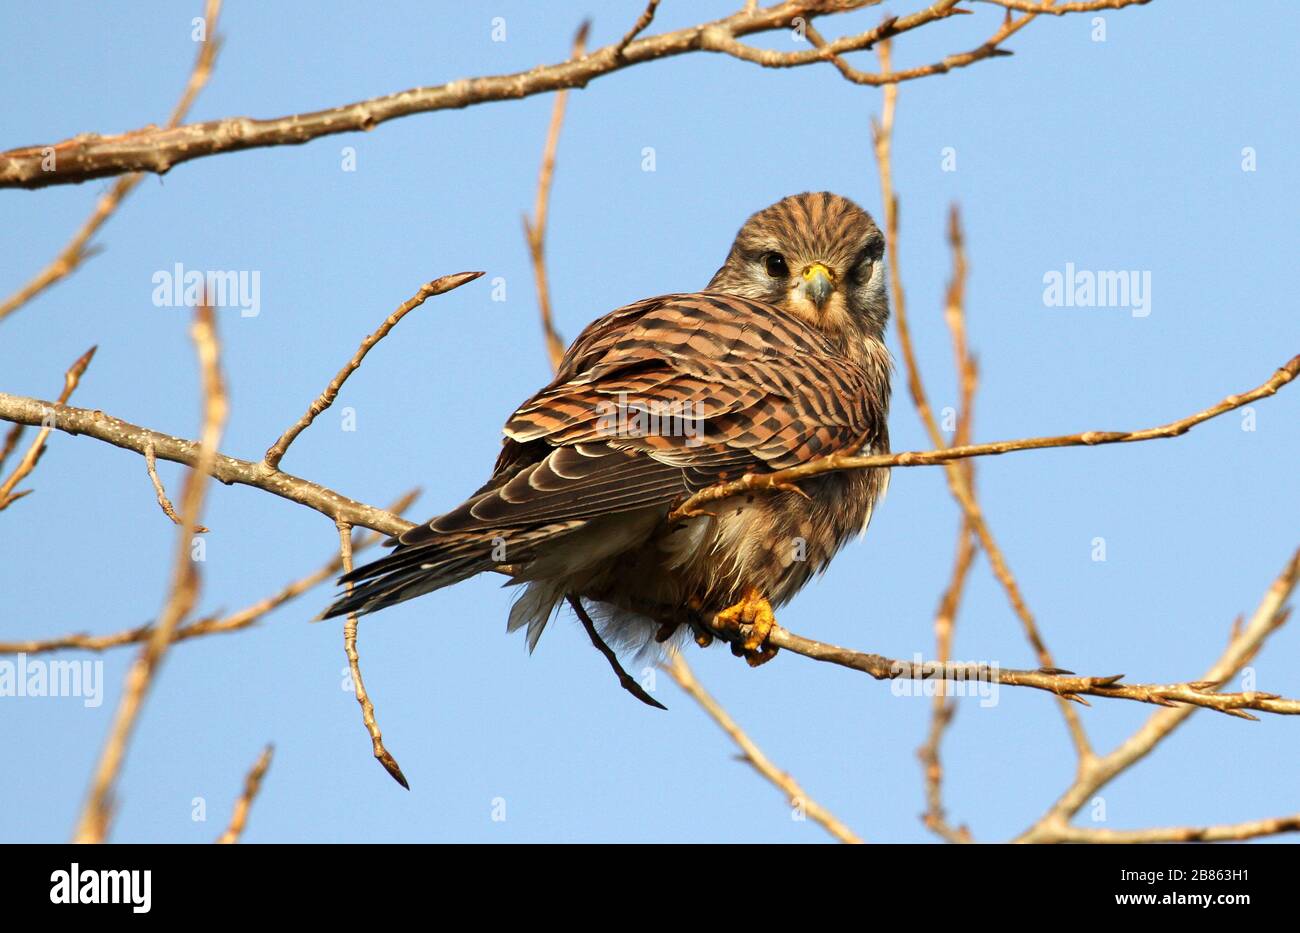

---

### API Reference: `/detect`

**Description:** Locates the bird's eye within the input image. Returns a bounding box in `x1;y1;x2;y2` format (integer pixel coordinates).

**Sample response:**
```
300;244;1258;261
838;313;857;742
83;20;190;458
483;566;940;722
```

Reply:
764;253;789;278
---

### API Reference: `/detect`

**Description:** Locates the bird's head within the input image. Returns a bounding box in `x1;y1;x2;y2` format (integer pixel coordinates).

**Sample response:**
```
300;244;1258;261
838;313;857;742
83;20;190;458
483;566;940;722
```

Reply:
707;192;888;345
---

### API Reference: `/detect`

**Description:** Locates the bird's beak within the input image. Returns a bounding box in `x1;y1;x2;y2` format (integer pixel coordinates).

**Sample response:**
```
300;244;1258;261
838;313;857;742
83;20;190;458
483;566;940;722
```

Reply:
801;262;834;309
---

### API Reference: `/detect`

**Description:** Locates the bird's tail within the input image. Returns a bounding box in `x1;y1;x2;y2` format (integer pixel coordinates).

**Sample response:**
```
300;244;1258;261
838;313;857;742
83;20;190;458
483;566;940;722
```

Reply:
317;521;584;620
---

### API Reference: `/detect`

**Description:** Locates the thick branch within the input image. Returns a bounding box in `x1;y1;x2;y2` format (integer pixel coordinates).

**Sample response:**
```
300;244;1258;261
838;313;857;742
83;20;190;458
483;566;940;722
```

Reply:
0;1;1140;190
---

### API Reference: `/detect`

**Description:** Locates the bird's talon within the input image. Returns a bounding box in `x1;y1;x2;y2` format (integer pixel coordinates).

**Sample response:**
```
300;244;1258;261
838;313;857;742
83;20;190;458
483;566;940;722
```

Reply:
712;588;779;666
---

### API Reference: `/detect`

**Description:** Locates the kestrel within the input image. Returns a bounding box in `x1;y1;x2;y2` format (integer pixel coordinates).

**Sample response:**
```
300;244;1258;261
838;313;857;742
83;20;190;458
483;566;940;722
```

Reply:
324;192;892;666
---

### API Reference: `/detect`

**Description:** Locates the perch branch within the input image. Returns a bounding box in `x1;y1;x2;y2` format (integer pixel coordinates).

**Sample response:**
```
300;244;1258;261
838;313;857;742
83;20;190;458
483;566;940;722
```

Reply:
667;353;1299;519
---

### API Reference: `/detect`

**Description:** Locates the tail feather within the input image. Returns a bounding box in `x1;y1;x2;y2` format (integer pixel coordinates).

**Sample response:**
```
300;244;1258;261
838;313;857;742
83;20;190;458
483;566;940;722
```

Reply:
319;520;586;620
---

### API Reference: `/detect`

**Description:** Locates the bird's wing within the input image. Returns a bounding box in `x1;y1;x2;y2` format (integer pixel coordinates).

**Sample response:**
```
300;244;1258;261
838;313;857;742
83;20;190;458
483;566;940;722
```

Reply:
396;292;888;548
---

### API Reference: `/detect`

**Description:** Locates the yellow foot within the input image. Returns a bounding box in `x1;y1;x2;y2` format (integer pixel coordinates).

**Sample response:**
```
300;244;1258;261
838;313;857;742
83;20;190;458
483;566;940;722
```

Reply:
712;588;779;667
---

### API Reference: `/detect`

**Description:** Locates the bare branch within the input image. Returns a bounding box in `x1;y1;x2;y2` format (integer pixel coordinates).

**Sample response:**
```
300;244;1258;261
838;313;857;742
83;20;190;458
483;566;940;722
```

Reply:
1016;547;1300;842
215;744;274;844
615;0;662;58
668;353;1299;519
869;37;1094;758
0;1;1148;190
0;0;223;321
336;519;409;790
918;205;978;844
665;652;864;844
145;441;208;532
1046;814;1300;844
760;604;1300;718
981;0;1152;13
522;25;587;373
263;272;482;469
72;303;228;843
0;395;414;537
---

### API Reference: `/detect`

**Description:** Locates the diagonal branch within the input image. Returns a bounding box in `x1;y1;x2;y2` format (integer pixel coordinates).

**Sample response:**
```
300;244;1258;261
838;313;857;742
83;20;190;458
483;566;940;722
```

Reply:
665;652;864;844
1016;547;1300;842
215;744;274;844
262;272;482;470
522;24;588;373
0;345;96;509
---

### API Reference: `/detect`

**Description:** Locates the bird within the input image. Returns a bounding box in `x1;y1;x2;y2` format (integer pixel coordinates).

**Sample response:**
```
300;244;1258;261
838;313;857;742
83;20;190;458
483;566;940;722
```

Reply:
322;192;892;667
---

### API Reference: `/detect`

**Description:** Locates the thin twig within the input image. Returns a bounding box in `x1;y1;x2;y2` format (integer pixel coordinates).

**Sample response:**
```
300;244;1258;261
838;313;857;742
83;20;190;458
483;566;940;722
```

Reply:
1044;814;1300;844
215;744;274;844
72;303;227;843
0;0;222;321
615;0;661;58
263;272;483;469
522;24;588;373
0;345;96;509
336;519;409;790
146;441;208;532
918;205;978;844
665;652;865;844
567;595;667;710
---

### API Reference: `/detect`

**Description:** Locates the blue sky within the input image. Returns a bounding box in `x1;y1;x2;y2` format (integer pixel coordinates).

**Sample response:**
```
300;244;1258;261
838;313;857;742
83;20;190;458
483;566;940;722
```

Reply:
1;1;1296;843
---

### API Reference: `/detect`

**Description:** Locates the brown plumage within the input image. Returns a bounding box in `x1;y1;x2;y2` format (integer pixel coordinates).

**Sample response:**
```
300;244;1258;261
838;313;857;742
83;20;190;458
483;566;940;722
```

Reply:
323;192;892;665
